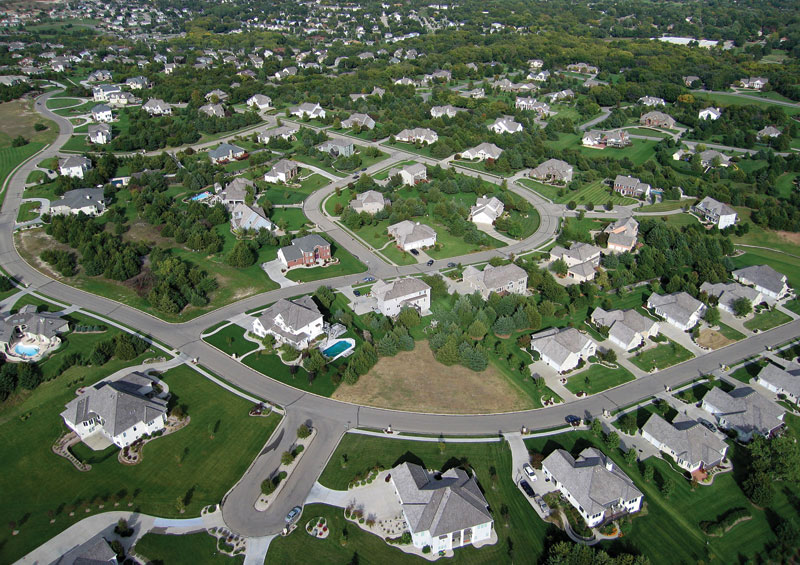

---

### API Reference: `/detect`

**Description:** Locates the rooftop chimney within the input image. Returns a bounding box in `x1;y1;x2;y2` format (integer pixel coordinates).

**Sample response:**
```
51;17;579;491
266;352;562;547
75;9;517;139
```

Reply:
605;459;614;472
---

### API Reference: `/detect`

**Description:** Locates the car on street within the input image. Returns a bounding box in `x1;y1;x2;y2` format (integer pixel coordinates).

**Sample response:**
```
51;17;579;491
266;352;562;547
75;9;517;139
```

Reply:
523;463;537;481
565;415;581;426
353;174;360;179
426;259;434;266
361;167;367;171
447;262;456;268
285;506;302;523
363;276;375;282
519;479;535;498
353;290;361;296
410;249;419;256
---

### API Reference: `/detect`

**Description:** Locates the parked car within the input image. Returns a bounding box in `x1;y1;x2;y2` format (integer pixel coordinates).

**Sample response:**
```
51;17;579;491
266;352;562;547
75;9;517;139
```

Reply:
361;167;367;171
565;415;580;426
523;463;537;481
519;480;535;498
285;506;302;523
363;276;375;282
353;290;361;296
410;249;419;256
447;262;456;268
426;259;434;266
534;495;550;515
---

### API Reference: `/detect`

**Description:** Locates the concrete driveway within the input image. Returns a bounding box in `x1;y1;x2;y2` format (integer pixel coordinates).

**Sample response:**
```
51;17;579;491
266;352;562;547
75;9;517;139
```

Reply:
262;259;299;288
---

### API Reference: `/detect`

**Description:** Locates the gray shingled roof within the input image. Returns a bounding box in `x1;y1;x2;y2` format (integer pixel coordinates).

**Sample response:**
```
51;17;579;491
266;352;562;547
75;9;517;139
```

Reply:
0;305;69;343
256;296;322;336
392;462;492;537
647;292;704;327
703;386;784;437
757;363;800;400
372;277;430;302
531;327;593;367
51;188;106;212
278;234;330;262
463;263;527;291
732;264;787;296
642;413;727;469
696;196;736;218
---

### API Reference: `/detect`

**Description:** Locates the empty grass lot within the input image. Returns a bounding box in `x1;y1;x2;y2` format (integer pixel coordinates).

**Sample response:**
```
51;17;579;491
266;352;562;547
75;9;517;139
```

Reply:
135;532;242;565
577;139;660;165
45;97;82;110
0;99;57;148
204;324;259;357
259;172;328;205
0;363;280;563
565;364;635;395
0;143;46;191
636;200;686;213
630;339;694;371
270;208;310;231
744;308;792;332
518;178;635;206
693;92;800;116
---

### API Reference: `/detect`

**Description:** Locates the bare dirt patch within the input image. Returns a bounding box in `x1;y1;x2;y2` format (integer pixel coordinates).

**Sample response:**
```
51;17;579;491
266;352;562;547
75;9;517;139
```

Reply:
696;329;735;350
121;221;173;247
332;341;534;413
15;228;76;279
0;99;56;146
775;230;800;247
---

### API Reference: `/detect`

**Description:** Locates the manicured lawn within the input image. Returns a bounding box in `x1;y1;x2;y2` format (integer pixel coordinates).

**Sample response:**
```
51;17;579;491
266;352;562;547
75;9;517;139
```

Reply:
45;97;83;110
730;249;800;290
380;140;434;158
717;322;746;341
285;243;366;282
452;158;515;177
60;134;93;153
0;363;280;563
559;179;637;206
775;172;798;199
260;172;328;205
624;127;672;138
503;208;540;240
0;143;45;191
242;350;341;397
732;207;800;257
16;200;41;223
693;92;800;116
565;364;635;395
674;380;733;404
577;139;660;165
373;159;417;180
26;169;46;184
744;308;792;332
636;200;686;213
270;208;310;231
630;339;694;371
204;324;259;357
784;299;800;316
290;152;346;178
518;178;560;201
323;189;353;216
53;100;96;117
135;532;242;564
728;361;764;384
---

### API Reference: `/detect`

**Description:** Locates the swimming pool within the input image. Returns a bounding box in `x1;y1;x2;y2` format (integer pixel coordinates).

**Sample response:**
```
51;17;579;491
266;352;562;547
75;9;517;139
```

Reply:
190;191;212;201
14;343;39;357
322;340;353;358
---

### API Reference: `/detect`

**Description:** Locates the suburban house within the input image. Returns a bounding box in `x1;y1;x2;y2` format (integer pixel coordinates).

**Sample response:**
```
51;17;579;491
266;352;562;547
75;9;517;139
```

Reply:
395;127;438;145
91;104;113;123
142;98;172;115
732;264;790;302
125;76;150;90
199;103;225;118
469;195;504;225
88;124;112;145
683;75;701;87
699;107;722;120
430;105;464;119
646;292;706;331
582;129;630;148
699;281;762;315
388;163;427;186
529;158;573;183
590;308;659;351
215;177;252;209
290;102;326;119
701;386;785;442
208;143;245;164
604;217;639;253
530;327;597;373
59;537;118;564
567;63;599;74
277;234;332;268
542;447;643;528
108;91;135;106
88;69;113;82
92;84;121;102
258;125;299;143
488;116;523;134
50;188;106;216
460;87;485;99
341;113;376;130
756;362;800;406
758;126;781;139
263;159;299;184
739;77;769;90
515;97;551;116
230;203;275;234
390;462;494;554
640;111;675;129
60;372;168;448
58;155;92;179
530;70;551;81
694;196;737;229
247;94;273;110
462;263;528;299
388;220;437;251
549;242;602;282
460;143;503;162
547;89;574;103
698;149;731;168
205;89;228;101
641;413;728;474
613;175;651;199
372;277;431;317
317;140;355;158
350;190;389;214
251;296;324;350
0;305;68;361
638;96;665;107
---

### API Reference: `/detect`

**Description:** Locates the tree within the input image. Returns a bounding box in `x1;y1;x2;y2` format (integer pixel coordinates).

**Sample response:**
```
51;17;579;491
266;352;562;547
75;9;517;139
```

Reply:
11;135;28;147
297;424;311;439
604;431;620;450
304;349;327;375
732;297;752;317
744;472;774;506
704;306;720;326
467;319;487;340
643;465;654;483
550;259;568;277
281;451;294;466
226;241;257;267
492;316;515;336
396;307;420;328
590;418;603;436
314;286;335;309
660;478;675;498
625;448;638;466
17;363;42;390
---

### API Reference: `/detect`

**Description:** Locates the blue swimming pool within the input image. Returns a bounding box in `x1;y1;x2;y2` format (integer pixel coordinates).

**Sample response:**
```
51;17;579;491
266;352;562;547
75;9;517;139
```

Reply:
14;343;39;357
190;191;212;201
322;340;353;358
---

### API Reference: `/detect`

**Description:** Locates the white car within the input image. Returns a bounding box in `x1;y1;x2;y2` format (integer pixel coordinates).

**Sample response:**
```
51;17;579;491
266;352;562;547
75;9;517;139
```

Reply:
523;463;537;481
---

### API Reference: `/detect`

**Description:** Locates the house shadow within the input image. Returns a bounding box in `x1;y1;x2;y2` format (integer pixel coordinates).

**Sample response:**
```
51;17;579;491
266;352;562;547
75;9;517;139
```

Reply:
391;451;425;469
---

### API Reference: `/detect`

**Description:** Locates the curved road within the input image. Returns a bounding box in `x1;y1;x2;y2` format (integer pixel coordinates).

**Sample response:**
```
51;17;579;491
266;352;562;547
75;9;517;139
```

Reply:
6;91;800;540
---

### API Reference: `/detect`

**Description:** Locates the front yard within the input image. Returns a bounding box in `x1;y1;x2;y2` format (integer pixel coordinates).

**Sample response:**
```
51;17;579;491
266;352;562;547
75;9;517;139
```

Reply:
565;363;635;395
630;339;694;372
743;308;792;332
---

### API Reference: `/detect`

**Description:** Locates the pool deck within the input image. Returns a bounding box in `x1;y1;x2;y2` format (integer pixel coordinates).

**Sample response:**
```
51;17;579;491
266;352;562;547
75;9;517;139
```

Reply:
321;337;356;361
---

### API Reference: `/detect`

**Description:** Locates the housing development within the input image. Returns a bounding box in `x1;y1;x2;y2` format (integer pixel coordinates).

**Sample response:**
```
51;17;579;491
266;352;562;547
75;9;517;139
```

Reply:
0;0;799;564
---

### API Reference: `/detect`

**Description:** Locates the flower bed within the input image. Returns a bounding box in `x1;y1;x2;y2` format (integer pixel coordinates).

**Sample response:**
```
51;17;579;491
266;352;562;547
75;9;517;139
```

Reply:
305;516;330;539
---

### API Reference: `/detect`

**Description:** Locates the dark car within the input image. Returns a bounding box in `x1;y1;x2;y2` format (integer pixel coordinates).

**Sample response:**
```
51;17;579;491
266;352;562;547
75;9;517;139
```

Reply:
361;167;367;171
426;259;434;266
565;415;581;426
519;480;535;498
447;262;456;268
353;290;361;296
410;248;419;256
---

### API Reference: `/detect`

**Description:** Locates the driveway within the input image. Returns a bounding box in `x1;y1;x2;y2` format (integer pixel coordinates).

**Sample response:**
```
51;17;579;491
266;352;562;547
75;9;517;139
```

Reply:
262;259;299;288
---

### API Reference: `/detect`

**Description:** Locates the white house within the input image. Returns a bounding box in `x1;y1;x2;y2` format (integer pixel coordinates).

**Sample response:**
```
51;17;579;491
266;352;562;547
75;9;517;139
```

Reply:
647;292;706;331
604;217;639;253
88;124;112;145
529;159;573;183
258;125;299;144
701;386;784;442
60;372;167;448
350;190;388;214
388;221;437;251
638;96;665;107
542;447;643;528
142;98;172;116
469;195;504;225
758;126;781;139
92;84;121;102
108;91;135;107
460;143;502;162
0;305;68;361
488;116;522;134
462;264;528;299
515;97;551;116
694;196;737;229
291;102;326;119
395;127;438;145
251;296;324;350
590;308;659;351
387;163;427;186
698;107;722;120
230;203;276;233
341;113;376;130
58;155;92;179
247;94;273;110
264;159;299;184
199;103;225;118
641;413;728;474
739;77;769;90
372;277;431;317
699;281;762;315
430;105;464;119
698;150;731;168
732;264;790;302
756;362;800;406
50;188;106;216
391;462;494;554
91;104;113;123
530;327;596;373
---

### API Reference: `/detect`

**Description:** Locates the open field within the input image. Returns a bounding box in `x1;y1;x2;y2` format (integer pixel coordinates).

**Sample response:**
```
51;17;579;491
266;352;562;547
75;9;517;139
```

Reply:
135;532;243;565
576;139;661;165
518;178;636;206
636;200;686;213
0;143;45;191
630;339;694;371
332;340;534;413
693;92;800;115
732;207;800;257
776;173;798;199
45;97;82;110
259;172;328;205
565;363;635;395
0;99;57;148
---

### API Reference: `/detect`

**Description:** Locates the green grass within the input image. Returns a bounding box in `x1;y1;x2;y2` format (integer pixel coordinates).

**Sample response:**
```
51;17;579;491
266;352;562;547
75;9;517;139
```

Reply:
45;97;82;110
630;339;694;371
285;242;367;282
674;380;733;404
730;248;800;290
729;361;764;384
26;169;46;184
775;173;798;199
716;322;746;341
0;361;280;563
135;532;243;564
519;178;635;206
380;140;434;158
16;200;41;223
204;324;259;357
323;189;354;216
0;143;45;191
784;299;800;316
565;364;635;395
693;92;800;116
270;208;310;231
744;308;792;332
503;208;540;240
60;135;93;153
242;350;341;397
517;178;559;201
577;139;661;165
53;100;96;117
452;159;515;177
732;207;800;257
373;159;417;180
260;172;328;205
624;127;672;138
636;200;686;213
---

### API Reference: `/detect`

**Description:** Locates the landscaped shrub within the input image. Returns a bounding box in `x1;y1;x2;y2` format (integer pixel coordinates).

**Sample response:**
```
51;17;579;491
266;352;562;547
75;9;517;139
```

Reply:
700;507;751;536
